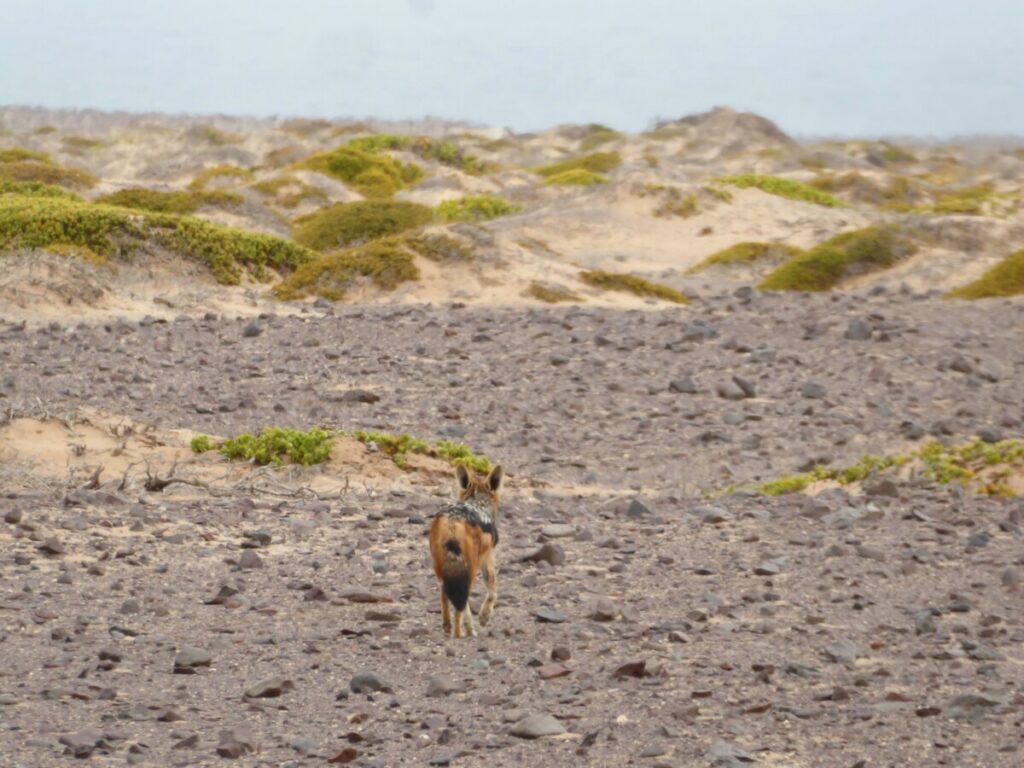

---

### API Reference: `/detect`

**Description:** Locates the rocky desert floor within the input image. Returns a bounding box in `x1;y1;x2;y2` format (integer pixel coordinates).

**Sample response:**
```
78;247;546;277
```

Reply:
1;290;1023;768
1;106;1023;767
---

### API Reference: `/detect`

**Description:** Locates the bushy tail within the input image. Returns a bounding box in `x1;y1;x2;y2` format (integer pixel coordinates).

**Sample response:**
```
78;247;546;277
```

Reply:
441;539;470;611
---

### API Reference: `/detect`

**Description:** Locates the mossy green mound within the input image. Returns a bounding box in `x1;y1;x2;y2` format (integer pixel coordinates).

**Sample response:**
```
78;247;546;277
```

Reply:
718;174;842;207
578;126;622;152
96;187;242;215
758;226;916;291
534;151;621;178
304;145;421;198
946;248;1024;299
929;183;1007;216
755;438;1024;498
193;427;333;466
0;194;314;284
1;181;81;200
188;165;252;190
435;194;519;222
292;200;433;251
273;238;419;301
580;270;688;303
404;233;473;261
687;242;803;274
811;172;918;207
526;281;583;303
0;154;96;189
543;169;608;186
0;148;50;163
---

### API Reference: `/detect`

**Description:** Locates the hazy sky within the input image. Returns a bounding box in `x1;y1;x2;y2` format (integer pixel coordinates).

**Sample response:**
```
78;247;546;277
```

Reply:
1;0;1021;137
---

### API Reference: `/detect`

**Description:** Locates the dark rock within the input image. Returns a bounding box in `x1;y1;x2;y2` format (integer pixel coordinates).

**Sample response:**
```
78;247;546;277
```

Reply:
524;543;565;567
801;381;827;399
350;670;392;694
669;377;698;394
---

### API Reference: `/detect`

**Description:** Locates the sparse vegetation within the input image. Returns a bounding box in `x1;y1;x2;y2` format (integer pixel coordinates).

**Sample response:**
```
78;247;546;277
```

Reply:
758;226;917;291
251;175;326;209
0;153;96;189
687;242;803;274
405;233;474;262
96;187;243;215
929;183;1007;216
526;281;583;303
350;430;490;472
1;180;80;200
0;194;314;284
188;165;253;190
811;172;919;207
879;142;916;164
578;125;622;152
188;125;241;146
755;439;1024;498
292;200;433;251
946;247;1024;299
543;169;608;186
717;174;843;207
195;427;334;466
63;136;105;151
273;238;419;301
534;151;621;178
655;189;698;218
435;194;519;222
580;270;688;303
642;125;688;141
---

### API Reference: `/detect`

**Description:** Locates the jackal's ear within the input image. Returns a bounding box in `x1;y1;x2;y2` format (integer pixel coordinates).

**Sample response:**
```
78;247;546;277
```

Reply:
486;464;503;493
455;463;471;490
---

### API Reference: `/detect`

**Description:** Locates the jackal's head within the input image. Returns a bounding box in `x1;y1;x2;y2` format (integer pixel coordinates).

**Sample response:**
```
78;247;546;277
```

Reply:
455;463;503;515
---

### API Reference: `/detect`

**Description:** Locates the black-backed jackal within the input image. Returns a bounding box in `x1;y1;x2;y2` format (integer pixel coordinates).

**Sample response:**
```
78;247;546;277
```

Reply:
429;464;502;638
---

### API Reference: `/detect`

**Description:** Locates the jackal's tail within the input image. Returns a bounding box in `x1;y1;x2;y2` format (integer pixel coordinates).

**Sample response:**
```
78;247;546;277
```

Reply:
441;539;470;611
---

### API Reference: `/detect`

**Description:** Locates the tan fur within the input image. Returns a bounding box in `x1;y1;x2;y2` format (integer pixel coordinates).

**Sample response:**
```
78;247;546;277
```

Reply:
429;464;503;638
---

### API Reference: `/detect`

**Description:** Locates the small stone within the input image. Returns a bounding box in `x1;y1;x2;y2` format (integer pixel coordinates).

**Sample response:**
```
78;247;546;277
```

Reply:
801;381;827;399
824;638;860;663
237;550;263;570
173;646;212;673
534;607;569;624
716;380;747;401
244;676;293;698
551;646;571;662
242;323;263;338
217;726;256;758
669;377;698;394
844;319;872;340
587;598;618;622
509;714;566;739
3;508;21;525
350;671;392;694
525;543;565;567
426;675;461;697
541;524;574;538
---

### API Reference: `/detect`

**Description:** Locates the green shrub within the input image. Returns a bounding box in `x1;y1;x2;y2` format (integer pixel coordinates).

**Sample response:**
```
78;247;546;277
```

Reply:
579;126;622;152
0;148;50;163
879;142;916;164
304;145;419;198
292;200;433;251
717;174;842;207
654;189;698;218
436;194;519;222
96;187;242;214
273;238;419;301
687;242;803;274
63;136;105;151
0;181;80;200
543;169;608;186
408;137;485;174
580;270;688;303
929;183;1003;215
526;281;583;303
405;233;474;261
190;435;215;453
534;151;621;178
0;194;314;285
350;430;490;471
0;157;96;189
219;427;333;466
758;226;916;291
346;133;410;153
188;165;252;190
189;125;241;146
946;248;1024;299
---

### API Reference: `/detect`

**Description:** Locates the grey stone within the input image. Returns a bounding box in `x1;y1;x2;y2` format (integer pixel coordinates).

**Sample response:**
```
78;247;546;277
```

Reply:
801;381;827;399
509;714;566;739
350;670;392;693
